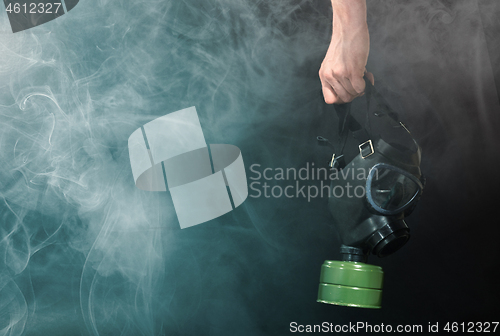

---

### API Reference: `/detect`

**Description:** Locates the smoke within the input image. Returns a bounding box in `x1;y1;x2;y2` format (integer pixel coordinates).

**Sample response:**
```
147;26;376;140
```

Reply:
1;0;499;335
0;1;331;335
366;0;500;200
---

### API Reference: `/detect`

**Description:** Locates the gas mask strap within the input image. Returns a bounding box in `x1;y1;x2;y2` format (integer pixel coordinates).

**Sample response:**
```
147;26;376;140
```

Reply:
331;103;358;169
359;79;419;153
328;78;418;169
333;78;374;166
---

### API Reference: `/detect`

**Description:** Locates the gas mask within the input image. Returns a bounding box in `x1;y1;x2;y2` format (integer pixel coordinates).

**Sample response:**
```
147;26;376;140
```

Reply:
317;79;425;308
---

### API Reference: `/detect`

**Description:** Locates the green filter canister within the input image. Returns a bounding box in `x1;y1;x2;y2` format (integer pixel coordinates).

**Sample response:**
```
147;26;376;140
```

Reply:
317;260;384;309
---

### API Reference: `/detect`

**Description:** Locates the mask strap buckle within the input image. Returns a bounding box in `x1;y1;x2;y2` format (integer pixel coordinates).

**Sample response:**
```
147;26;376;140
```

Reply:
329;153;345;169
359;140;374;159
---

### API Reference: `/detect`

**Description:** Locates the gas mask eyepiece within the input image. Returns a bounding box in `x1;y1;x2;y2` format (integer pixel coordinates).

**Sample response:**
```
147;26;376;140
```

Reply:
317;79;425;308
366;163;424;216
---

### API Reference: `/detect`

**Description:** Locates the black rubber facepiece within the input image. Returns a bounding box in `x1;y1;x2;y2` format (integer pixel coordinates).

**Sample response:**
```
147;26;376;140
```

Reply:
323;78;424;261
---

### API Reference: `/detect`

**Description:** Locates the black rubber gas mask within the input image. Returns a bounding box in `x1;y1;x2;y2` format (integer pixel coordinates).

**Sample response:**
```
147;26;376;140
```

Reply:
317;80;425;308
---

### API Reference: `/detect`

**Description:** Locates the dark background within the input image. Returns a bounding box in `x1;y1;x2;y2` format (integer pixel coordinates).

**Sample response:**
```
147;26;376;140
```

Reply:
0;0;499;335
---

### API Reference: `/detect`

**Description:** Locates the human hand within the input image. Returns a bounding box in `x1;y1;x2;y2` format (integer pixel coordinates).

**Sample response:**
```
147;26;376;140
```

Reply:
319;0;375;104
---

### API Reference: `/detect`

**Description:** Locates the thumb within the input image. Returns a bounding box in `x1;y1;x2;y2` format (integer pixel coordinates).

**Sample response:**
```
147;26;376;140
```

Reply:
351;75;366;94
364;71;375;85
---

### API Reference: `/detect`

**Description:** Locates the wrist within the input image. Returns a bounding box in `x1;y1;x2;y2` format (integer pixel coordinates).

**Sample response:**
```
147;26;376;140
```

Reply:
331;0;368;33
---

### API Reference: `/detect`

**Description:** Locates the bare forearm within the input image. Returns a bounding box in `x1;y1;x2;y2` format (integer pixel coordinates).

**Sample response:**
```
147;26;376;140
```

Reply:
331;0;368;35
319;0;372;104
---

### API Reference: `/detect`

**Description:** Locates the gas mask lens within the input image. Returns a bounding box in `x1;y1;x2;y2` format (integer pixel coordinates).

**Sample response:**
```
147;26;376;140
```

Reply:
366;163;423;215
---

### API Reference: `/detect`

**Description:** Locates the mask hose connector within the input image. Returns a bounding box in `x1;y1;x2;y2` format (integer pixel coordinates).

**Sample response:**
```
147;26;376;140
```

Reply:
340;245;368;263
366;220;410;258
